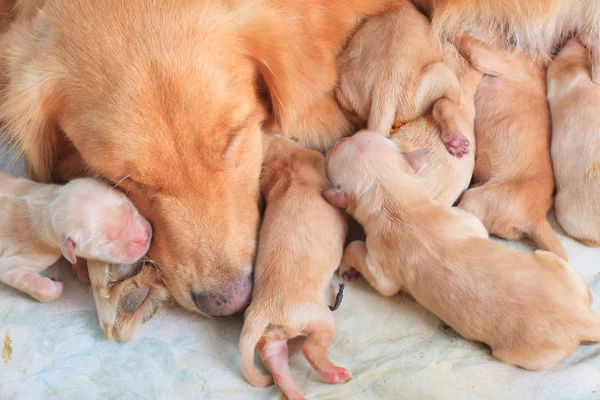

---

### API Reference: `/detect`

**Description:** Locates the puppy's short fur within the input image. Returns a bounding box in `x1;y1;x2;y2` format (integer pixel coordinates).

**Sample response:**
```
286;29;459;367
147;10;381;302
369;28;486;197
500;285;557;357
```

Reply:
415;0;600;85
0;173;151;302
390;42;482;206
456;36;568;260
547;38;600;247
239;135;348;400
336;0;470;157
325;131;600;371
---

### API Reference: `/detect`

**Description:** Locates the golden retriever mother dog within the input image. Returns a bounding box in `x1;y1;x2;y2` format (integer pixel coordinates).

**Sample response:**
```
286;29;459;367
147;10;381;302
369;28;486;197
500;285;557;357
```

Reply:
0;0;402;317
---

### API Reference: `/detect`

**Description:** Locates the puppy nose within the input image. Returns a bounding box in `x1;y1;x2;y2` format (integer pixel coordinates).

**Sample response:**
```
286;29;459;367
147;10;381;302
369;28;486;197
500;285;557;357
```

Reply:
133;217;152;245
191;273;253;316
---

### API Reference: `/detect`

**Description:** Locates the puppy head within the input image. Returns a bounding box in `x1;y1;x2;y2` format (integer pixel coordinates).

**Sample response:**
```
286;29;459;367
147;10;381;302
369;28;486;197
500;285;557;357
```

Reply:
324;131;428;211
40;2;336;316
55;178;152;265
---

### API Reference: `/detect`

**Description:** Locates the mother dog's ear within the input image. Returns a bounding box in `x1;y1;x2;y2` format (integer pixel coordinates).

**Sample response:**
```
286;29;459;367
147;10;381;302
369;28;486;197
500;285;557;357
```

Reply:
243;13;337;131
0;9;58;183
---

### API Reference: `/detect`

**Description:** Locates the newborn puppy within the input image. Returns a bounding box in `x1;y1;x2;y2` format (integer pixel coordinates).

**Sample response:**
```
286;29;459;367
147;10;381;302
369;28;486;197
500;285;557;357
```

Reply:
325;131;600;371
547;38;600;248
390;42;482;206
456;36;568;260
239;135;349;400
336;0;469;157
88;260;168;342
0;172;152;302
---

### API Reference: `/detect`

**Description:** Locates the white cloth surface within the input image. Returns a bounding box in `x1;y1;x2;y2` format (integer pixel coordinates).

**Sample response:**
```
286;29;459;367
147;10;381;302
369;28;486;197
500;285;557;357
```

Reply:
0;144;599;400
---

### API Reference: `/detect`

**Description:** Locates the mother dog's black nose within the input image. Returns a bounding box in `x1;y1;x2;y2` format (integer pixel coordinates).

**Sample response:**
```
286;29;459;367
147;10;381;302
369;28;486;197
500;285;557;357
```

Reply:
191;273;253;316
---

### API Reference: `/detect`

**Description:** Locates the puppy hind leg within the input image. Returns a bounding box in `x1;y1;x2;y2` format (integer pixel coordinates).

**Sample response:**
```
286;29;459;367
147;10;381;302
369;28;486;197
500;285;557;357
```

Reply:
528;219;568;261
258;330;305;400
1;267;63;302
302;316;352;385
492;344;575;371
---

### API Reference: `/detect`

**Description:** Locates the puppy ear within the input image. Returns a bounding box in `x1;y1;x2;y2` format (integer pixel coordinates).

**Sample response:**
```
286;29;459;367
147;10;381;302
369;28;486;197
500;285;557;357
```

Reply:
323;189;348;209
61;237;77;264
402;149;429;173
243;14;337;131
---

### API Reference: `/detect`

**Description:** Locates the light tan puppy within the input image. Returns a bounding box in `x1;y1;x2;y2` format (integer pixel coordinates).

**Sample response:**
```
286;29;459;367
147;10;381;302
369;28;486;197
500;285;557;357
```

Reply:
336;0;470;157
324;131;600;371
455;36;568;260
239;135;349;400
547;38;600;248
390;42;482;206
0;172;152;302
415;0;600;85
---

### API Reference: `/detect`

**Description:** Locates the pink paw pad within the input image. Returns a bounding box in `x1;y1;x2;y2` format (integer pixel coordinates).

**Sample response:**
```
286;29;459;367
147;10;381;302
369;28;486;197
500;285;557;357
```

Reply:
444;135;470;158
323;367;353;384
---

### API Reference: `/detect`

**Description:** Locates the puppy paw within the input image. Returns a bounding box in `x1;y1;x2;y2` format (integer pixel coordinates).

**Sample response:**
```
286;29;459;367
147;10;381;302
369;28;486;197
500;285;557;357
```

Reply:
322;367;353;384
443;134;470;158
338;263;359;281
88;260;168;342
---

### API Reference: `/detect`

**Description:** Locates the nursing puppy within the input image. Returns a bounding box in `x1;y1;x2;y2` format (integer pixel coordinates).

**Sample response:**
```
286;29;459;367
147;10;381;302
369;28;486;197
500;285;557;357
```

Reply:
390;42;482;206
547;38;600;247
0;172;152;302
415;0;600;85
336;0;470;157
324;131;600;371
456;36;568;260
239;135;348;400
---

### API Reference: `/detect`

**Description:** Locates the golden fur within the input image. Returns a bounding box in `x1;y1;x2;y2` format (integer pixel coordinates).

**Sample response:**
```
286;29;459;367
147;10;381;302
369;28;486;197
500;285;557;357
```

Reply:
325;131;600;371
390;42;482;206
547;38;600;247
0;0;398;318
456;36;568;260
336;1;471;157
239;135;348;400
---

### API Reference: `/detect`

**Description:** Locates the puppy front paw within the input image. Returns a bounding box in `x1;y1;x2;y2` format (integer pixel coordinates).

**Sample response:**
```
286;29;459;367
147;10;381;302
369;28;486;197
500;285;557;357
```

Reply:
88;261;168;342
338;263;359;281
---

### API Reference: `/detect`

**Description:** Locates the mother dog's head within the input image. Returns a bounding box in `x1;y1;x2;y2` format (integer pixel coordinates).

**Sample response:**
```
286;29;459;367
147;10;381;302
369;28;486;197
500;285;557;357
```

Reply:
1;0;337;315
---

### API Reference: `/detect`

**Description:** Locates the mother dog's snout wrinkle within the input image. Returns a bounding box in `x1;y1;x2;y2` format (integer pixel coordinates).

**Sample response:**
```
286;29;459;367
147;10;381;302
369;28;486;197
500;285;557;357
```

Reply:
191;273;253;317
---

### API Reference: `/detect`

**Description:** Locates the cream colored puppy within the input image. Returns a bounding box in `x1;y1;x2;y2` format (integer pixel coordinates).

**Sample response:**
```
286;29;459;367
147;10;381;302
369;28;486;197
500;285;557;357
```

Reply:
336;0;470;157
547;38;600;247
391;42;482;206
239;135;349;400
456;36;568;260
324;131;600;371
0;172;152;302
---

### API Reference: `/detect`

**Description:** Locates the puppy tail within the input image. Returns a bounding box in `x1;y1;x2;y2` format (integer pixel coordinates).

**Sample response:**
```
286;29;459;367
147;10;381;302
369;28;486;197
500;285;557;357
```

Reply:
580;314;600;343
530;220;568;261
239;316;273;387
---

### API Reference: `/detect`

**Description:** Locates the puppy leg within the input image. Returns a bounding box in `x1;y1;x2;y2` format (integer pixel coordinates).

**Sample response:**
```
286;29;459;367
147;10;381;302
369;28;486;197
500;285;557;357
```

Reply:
492;344;576;371
455;36;517;78
302;314;351;385
340;240;402;297
257;329;304;400
0;265;63;302
413;62;468;156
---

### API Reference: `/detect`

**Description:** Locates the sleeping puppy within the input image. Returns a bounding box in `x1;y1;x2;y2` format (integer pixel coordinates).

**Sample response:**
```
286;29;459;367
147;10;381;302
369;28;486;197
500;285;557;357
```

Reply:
324;131;600;371
0;172;151;302
547;38;600;247
455;36;568;260
390;42;482;206
239;135;349;400
336;0;470;157
414;0;600;85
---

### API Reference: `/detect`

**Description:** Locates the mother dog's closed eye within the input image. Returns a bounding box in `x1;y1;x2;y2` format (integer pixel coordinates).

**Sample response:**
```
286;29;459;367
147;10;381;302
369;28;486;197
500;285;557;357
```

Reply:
0;0;398;317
